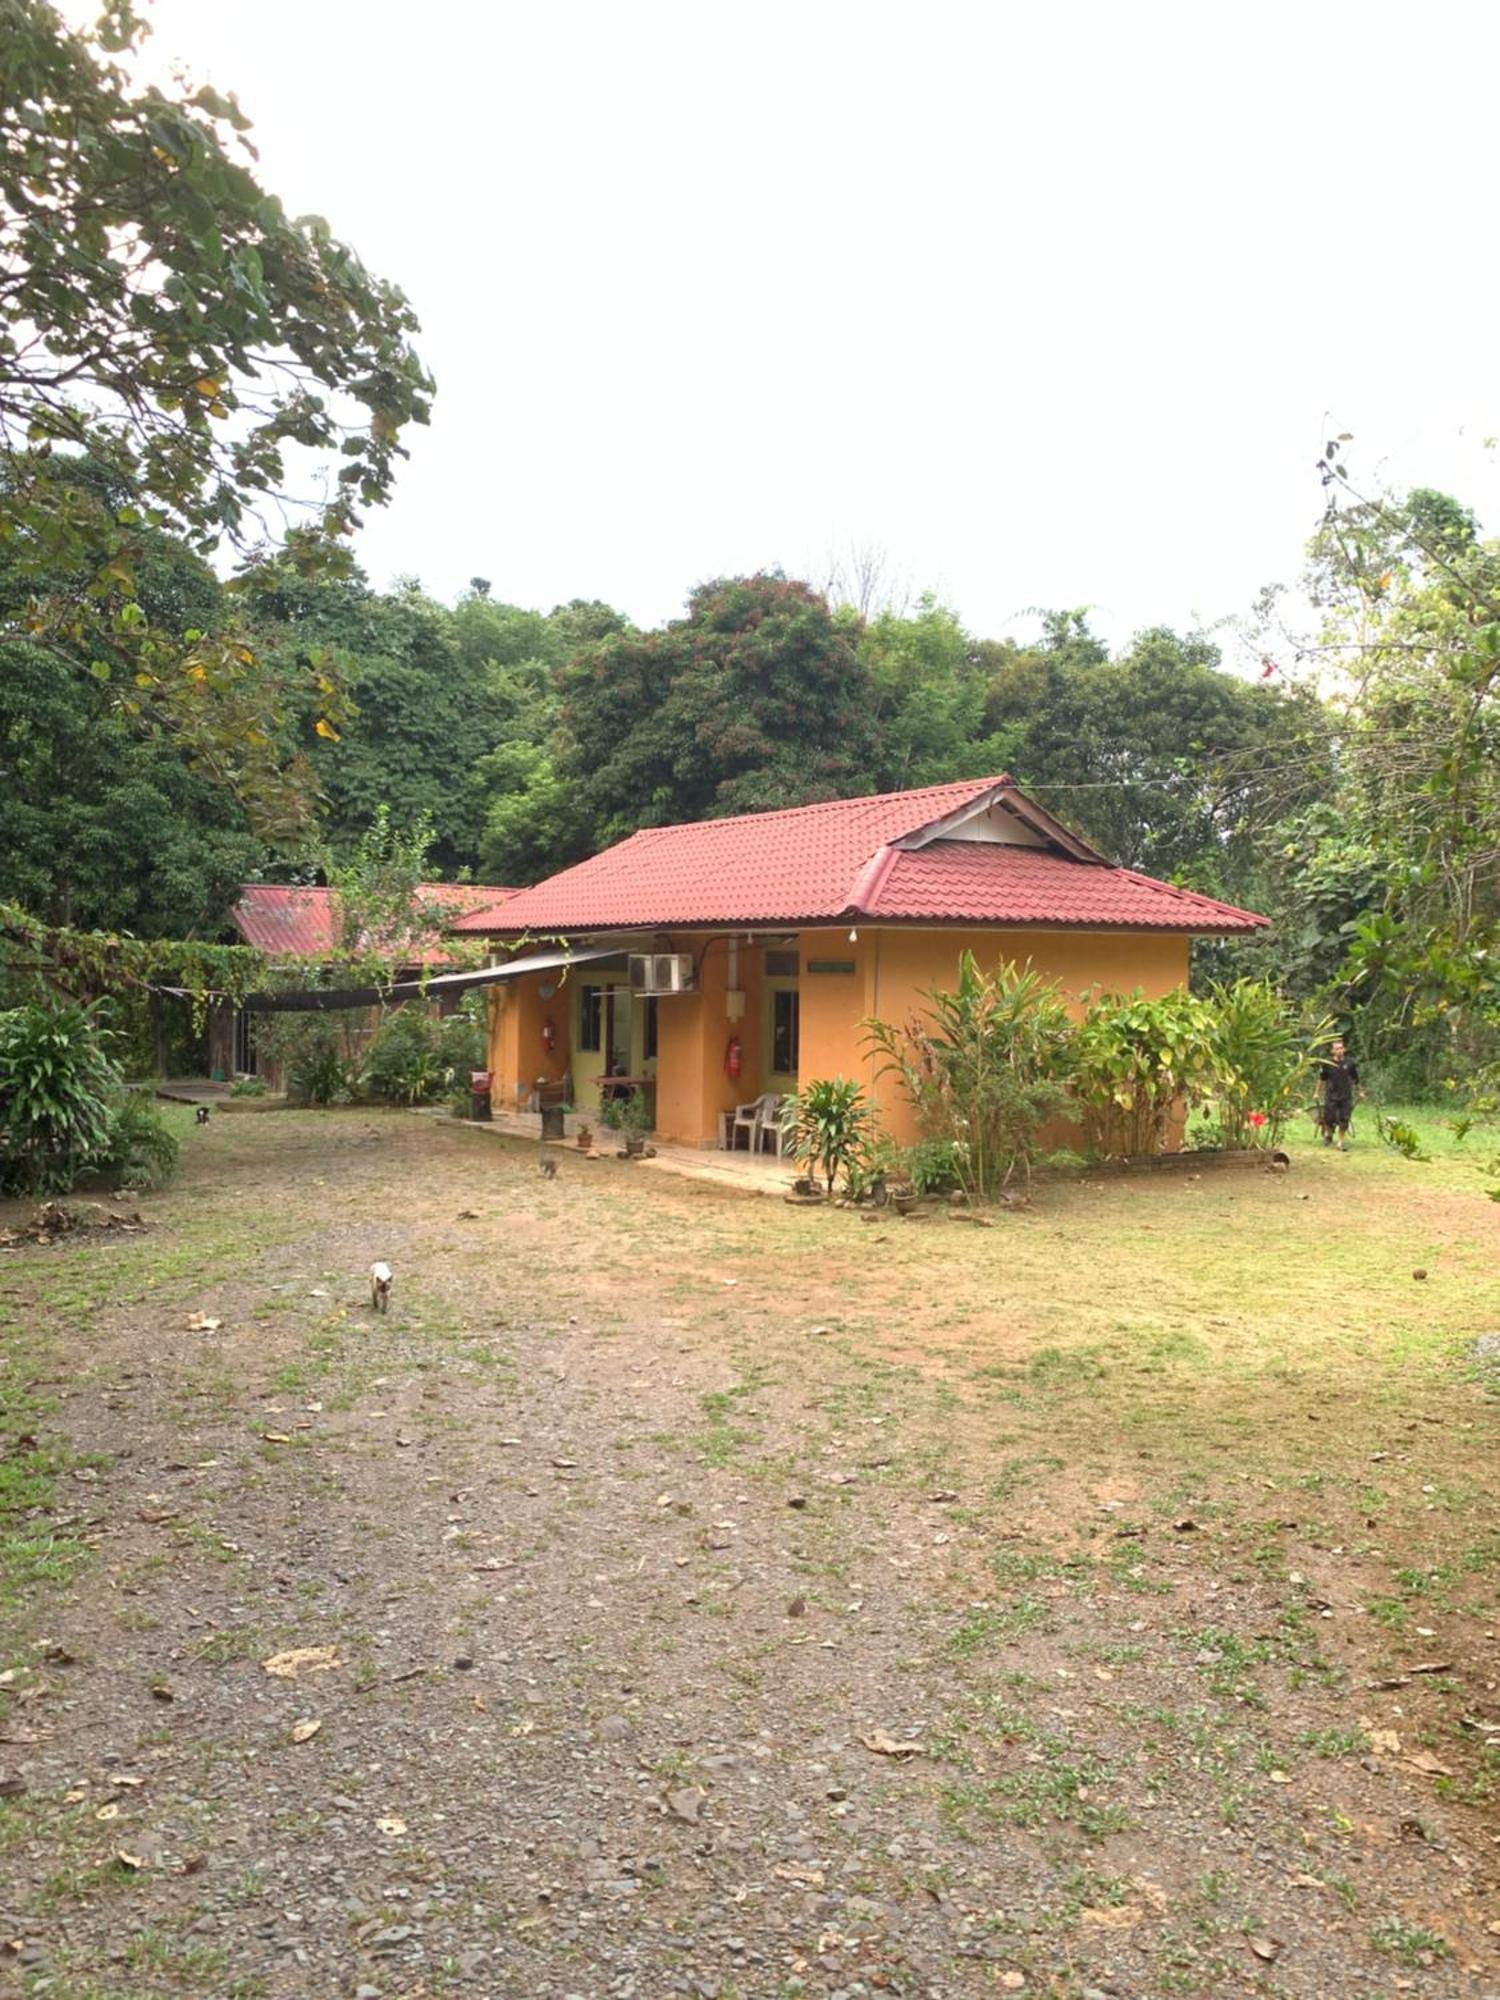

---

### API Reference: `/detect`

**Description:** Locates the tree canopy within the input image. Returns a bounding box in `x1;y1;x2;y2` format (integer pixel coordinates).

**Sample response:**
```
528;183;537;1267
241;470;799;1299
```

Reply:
0;0;432;838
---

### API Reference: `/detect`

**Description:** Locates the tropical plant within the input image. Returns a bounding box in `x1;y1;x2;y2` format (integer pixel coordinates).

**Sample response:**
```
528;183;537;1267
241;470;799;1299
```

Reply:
364;1008;444;1106
0;1001;122;1194
255;1013;361;1106
433;996;488;1081
98;1091;180;1190
617;1090;654;1139
1070;987;1220;1157
1203;978;1331;1147
897;1138;967;1195
865;955;1075;1197
778;1077;880;1195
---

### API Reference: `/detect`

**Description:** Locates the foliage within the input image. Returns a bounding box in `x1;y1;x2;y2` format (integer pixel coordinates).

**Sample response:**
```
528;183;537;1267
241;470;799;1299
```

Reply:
0;899;267;1008
363;1008;445;1106
362;996;487;1108
434;996;488;1079
1375;1112;1430;1162
0;1001;121;1194
896;1137;967;1195
97;1090;179;1189
254;1013;361;1106
1296;463;1500;1078
1;5;430;833
1203;978;1329;1148
865;955;1075;1197
1070;987;1220;1157
322;804;447;980
778;1076;879;1195
554;574;878;857
229;1075;267;1097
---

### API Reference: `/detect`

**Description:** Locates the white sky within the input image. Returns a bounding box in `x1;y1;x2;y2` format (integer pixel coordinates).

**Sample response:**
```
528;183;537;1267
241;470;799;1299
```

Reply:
140;0;1500;658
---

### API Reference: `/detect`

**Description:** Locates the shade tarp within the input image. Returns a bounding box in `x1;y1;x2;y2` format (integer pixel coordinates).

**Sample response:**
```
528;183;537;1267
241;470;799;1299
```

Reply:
168;946;627;1014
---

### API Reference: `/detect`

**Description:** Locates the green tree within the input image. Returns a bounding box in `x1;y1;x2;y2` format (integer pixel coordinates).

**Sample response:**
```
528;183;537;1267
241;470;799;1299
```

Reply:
555;573;878;851
1;0;431;833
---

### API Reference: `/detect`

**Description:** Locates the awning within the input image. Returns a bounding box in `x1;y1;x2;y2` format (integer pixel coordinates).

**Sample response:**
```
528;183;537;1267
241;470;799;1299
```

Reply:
223;946;628;1014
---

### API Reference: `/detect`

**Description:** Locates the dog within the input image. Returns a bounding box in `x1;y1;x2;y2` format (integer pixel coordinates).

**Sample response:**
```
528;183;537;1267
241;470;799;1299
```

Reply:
539;1157;558;1180
195;1105;211;1126
370;1261;393;1313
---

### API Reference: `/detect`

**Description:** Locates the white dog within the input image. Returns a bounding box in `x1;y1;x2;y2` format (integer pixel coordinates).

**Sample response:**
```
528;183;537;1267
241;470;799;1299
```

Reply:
370;1261;393;1313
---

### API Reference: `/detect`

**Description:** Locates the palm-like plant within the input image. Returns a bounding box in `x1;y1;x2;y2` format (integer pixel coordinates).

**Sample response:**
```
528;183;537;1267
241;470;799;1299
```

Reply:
779;1077;879;1195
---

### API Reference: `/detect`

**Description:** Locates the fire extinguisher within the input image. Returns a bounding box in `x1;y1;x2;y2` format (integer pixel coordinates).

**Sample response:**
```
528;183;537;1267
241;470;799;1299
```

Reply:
541;1017;556;1053
724;1036;742;1080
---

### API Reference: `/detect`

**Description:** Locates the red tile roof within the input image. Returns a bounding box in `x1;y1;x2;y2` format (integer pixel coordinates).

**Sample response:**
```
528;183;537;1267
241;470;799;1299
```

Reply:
457;778;1264;936
232;882;516;961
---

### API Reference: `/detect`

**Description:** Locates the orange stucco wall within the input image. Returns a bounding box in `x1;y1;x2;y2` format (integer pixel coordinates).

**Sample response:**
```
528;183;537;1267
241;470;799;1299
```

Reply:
653;935;766;1145
487;976;571;1110
800;926;1191;1146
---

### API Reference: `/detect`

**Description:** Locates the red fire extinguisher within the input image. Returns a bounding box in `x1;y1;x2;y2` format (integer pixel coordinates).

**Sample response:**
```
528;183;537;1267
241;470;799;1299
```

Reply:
541;1017;556;1052
724;1036;742;1080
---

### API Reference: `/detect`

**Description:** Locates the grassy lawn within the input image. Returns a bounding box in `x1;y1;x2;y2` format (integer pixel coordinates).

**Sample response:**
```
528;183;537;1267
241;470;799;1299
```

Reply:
0;1100;1495;1996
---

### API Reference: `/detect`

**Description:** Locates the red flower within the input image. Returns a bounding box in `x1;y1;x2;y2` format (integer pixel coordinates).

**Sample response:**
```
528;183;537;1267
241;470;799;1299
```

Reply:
1248;1110;1267;1129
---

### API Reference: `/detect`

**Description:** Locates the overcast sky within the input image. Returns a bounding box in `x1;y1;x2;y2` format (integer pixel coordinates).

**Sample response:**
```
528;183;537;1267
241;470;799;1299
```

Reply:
139;0;1500;660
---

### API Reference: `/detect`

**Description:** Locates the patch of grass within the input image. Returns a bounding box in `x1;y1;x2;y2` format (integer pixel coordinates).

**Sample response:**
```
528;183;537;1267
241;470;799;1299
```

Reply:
947;1596;1052;1653
1369;1917;1452;1965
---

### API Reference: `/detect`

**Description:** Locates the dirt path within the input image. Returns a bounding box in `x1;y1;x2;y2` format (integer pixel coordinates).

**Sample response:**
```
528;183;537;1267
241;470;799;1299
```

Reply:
0;1113;1496;1998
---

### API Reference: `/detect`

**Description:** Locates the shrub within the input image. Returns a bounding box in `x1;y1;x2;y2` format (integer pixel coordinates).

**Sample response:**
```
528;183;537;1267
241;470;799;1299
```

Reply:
433;996;487;1080
779;1077;880;1195
0;1002;122;1195
365;1009;444;1106
899;1137;966;1195
865;955;1075;1198
229;1076;268;1098
256;1014;362;1106
98;1092;180;1190
1070;987;1220;1157
1203;978;1330;1147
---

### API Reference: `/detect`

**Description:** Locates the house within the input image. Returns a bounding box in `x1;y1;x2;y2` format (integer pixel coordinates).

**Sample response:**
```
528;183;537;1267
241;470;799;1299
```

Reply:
211;880;516;1082
451;776;1265;1148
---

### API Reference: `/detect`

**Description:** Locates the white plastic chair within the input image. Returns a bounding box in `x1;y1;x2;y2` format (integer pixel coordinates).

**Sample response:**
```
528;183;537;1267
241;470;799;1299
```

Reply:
729;1092;780;1153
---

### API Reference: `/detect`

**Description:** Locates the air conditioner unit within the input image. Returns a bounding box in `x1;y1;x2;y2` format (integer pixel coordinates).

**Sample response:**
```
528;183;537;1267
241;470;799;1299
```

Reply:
629;952;695;995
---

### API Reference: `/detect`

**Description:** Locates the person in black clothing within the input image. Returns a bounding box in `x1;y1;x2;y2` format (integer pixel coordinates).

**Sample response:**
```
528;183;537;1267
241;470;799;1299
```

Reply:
1317;1038;1360;1150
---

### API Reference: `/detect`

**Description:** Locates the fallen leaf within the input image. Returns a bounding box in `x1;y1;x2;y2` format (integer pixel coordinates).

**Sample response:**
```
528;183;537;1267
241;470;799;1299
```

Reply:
186;1314;222;1333
862;1731;924;1759
94;1802;120;1821
290;1718;322;1744
375;1816;407;1836
1267;1769;1291;1784
999;1976;1026;1992
1368;1728;1402;1755
1409;1661;1454;1676
1247;1934;1283;1963
115;1847;145;1870
260;1432;292;1445
1172;1516;1199;1532
260;1646;340;1679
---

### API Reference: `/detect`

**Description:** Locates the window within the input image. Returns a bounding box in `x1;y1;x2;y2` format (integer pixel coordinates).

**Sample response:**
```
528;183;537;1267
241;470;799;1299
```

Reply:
578;984;603;1052
765;948;799;978
772;989;800;1076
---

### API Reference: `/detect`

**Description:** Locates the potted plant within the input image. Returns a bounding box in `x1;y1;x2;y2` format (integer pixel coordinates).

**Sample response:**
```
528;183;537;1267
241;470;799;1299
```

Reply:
618;1090;653;1157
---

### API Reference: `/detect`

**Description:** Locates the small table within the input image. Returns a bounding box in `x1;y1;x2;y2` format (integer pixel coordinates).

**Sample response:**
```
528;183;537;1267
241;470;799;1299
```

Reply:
596;1075;656;1120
